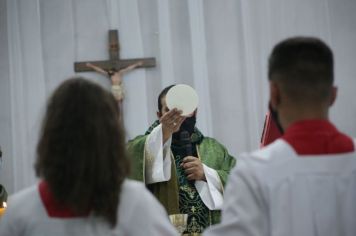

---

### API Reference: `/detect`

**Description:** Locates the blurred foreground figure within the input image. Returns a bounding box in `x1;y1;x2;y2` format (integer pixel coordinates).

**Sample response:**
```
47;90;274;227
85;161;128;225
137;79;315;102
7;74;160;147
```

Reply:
0;78;178;236
205;37;356;236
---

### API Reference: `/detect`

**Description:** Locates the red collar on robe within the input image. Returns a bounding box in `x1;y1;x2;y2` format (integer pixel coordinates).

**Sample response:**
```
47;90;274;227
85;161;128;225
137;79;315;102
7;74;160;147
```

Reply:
39;181;90;218
282;119;355;155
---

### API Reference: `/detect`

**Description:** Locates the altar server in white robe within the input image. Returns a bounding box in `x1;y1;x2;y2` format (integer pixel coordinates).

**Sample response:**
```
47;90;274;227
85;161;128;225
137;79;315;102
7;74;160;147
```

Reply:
204;37;356;236
0;78;178;236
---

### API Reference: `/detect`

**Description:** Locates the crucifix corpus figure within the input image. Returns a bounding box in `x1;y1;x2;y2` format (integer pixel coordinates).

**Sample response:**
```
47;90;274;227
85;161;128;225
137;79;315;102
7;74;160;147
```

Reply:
74;29;156;102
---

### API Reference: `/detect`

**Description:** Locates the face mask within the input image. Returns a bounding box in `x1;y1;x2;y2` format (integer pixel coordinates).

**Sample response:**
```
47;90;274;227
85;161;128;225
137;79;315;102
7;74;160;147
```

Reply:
173;115;197;140
269;103;284;134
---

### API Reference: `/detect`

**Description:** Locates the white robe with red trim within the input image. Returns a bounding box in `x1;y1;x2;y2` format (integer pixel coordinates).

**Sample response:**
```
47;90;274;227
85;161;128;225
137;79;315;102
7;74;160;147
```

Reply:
0;179;178;236
204;139;356;236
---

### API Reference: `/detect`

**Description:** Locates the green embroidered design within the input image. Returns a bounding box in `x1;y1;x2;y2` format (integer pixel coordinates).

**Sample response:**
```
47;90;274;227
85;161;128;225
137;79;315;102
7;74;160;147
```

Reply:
174;147;209;234
189;217;203;233
180;185;196;199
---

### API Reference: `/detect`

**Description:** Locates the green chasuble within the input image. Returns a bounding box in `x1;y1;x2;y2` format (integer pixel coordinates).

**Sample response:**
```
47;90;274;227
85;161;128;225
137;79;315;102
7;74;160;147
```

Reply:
127;121;236;233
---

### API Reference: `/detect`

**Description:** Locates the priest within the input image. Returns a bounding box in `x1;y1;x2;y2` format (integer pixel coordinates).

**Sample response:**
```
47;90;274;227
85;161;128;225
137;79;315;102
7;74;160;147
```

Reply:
128;85;236;234
204;37;356;236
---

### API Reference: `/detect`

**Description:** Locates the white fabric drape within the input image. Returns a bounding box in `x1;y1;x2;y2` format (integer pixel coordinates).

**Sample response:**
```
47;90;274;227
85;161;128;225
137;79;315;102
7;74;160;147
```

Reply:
1;0;356;194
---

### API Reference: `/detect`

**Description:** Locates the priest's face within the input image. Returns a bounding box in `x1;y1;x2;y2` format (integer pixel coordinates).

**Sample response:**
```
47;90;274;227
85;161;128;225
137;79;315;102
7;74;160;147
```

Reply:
157;96;169;118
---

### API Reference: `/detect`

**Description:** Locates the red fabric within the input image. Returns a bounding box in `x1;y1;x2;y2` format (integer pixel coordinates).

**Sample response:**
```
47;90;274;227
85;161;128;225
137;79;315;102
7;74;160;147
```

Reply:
282;120;354;155
39;181;89;218
260;112;283;147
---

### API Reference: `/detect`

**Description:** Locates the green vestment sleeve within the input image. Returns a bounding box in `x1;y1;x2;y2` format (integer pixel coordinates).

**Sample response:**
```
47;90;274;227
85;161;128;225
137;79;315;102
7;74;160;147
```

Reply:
198;137;236;187
127;135;180;215
127;135;146;182
197;137;236;224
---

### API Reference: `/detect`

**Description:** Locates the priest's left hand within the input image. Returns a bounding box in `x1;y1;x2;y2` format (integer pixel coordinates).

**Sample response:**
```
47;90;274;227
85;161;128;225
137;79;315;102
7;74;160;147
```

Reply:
181;156;206;182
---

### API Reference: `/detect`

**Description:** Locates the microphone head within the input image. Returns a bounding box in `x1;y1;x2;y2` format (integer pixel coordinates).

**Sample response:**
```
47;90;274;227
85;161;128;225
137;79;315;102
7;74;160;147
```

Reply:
180;130;193;157
179;131;191;144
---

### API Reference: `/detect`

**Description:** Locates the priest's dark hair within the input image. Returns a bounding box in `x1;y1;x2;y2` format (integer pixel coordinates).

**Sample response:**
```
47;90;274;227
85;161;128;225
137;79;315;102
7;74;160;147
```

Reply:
158;84;175;113
35;77;129;228
268;37;334;105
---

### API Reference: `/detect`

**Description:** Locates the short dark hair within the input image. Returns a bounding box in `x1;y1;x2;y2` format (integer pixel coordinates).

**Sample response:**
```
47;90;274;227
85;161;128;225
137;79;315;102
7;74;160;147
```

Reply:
35;78;129;227
157;84;175;112
268;37;334;104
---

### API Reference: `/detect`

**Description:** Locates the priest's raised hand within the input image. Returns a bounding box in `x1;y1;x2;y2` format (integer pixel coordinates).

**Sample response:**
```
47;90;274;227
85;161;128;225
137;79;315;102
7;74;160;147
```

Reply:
159;108;185;144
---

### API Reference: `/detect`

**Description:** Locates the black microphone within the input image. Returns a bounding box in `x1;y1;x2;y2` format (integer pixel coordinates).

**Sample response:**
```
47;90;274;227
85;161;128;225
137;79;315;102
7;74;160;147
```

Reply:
180;131;192;157
180;131;195;184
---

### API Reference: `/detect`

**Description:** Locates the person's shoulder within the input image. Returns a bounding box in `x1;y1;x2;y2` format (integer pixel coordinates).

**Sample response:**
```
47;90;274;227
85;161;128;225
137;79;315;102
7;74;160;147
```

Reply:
229;140;295;186
4;185;39;219
121;179;146;193
241;139;296;166
120;179;155;204
127;135;149;153
127;134;148;143
8;185;38;206
118;179;177;235
119;179;167;219
128;121;161;144
201;136;220;143
199;137;234;161
201;136;228;150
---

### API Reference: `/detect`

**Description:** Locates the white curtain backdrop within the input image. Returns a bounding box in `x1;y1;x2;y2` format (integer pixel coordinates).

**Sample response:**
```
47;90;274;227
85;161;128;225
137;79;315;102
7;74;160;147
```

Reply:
1;0;356;194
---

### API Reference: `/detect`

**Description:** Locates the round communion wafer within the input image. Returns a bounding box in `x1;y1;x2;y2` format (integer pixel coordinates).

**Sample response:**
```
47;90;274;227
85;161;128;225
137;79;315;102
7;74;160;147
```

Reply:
166;84;199;116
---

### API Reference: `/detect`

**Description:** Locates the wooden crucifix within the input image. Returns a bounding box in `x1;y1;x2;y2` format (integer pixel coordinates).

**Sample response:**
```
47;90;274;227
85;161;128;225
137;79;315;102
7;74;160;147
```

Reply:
74;29;156;74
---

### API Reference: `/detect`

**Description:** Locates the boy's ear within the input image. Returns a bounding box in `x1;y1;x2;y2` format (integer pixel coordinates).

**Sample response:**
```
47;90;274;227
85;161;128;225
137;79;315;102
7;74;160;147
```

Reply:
329;86;337;107
269;81;281;110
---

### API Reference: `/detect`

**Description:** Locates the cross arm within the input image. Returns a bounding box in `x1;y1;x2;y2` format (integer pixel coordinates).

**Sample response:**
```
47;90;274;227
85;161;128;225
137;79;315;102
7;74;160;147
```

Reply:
74;58;156;72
